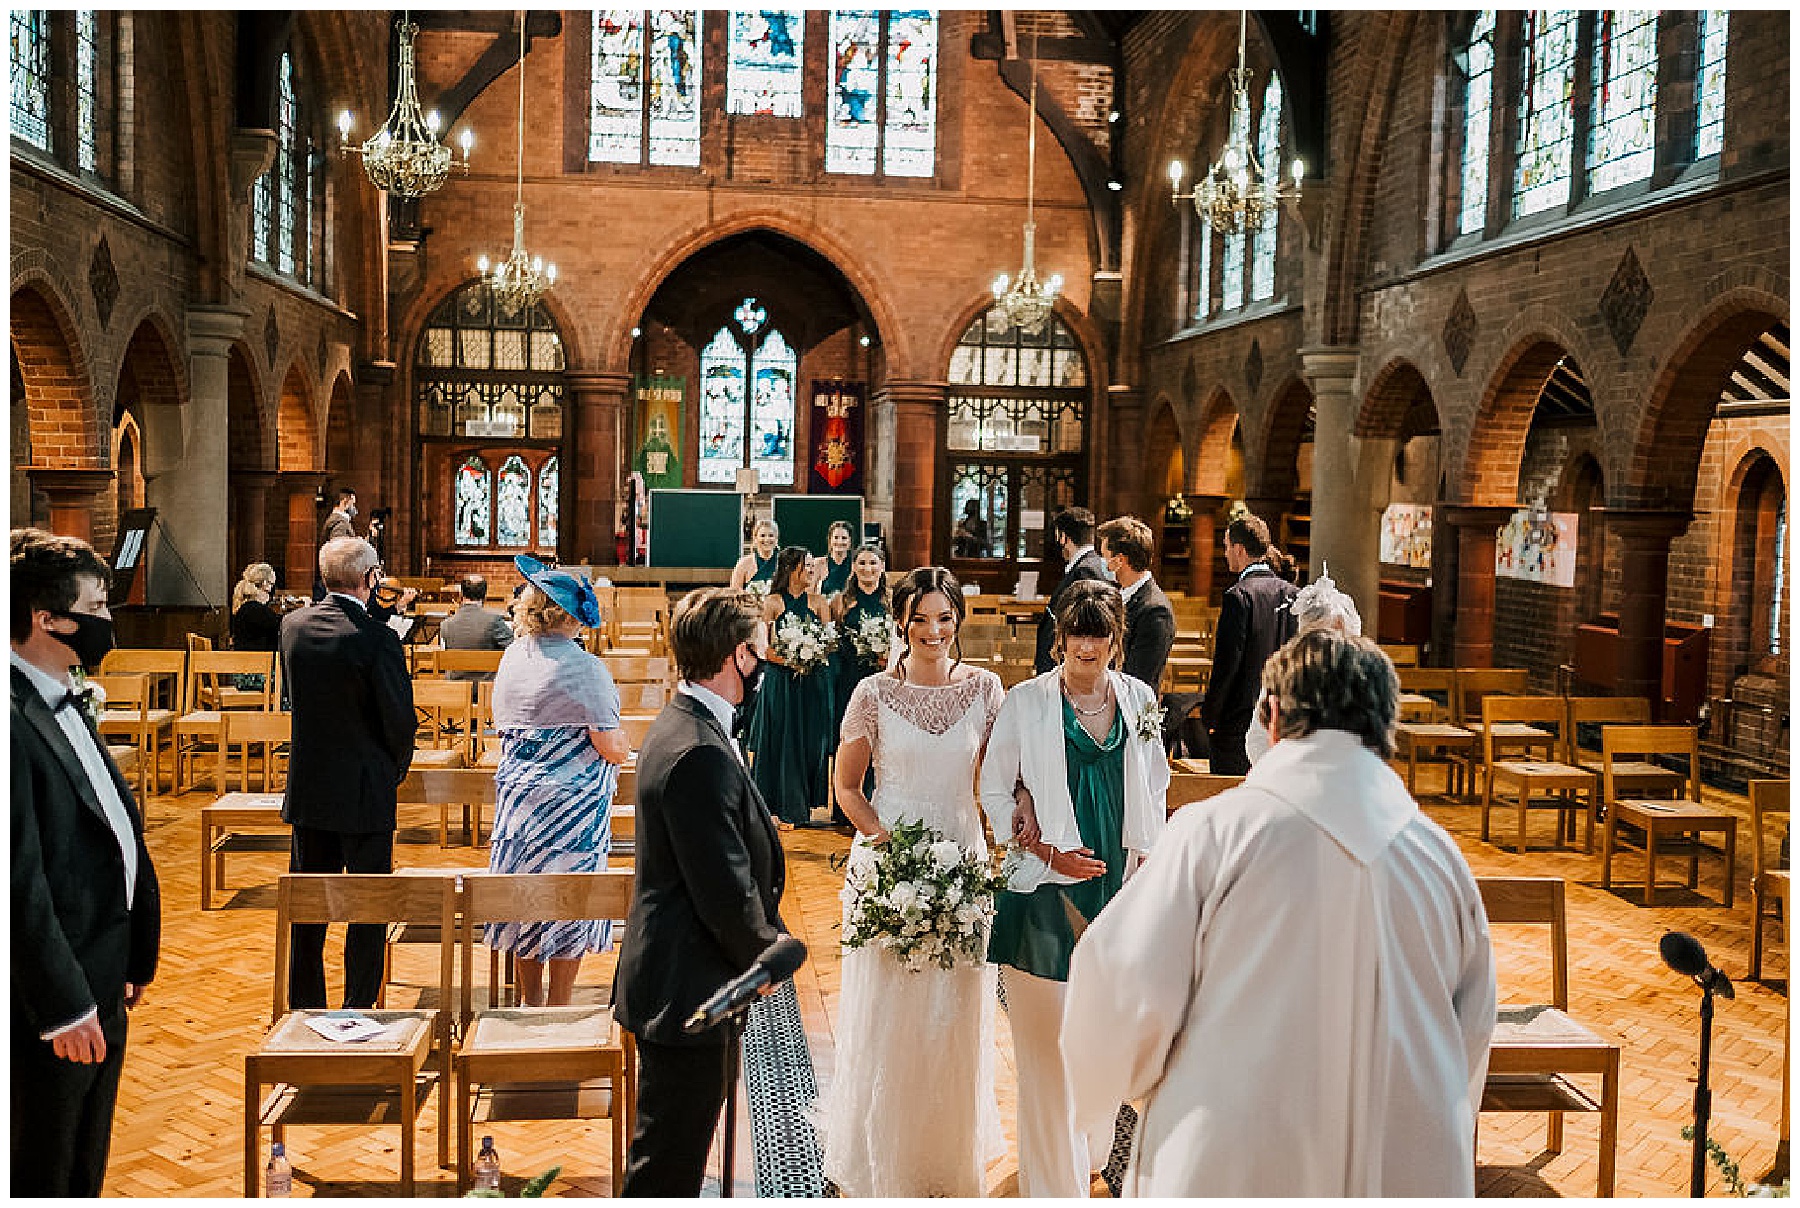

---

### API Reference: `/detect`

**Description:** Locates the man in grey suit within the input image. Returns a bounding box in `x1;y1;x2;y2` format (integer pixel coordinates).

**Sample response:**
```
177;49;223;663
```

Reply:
437;575;513;681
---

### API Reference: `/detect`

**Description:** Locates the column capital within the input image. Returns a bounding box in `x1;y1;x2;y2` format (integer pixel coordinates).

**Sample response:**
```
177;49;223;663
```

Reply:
26;466;114;499
185;306;248;356
874;380;948;408
565;370;634;397
1590;507;1693;542
1298;345;1360;382
1439;504;1515;530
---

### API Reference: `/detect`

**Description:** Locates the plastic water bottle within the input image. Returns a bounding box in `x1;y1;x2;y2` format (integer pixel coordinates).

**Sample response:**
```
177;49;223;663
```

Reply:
473;1136;502;1192
265;1142;292;1197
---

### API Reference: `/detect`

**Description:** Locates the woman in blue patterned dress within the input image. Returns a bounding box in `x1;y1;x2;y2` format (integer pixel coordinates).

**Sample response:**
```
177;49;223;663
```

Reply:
485;556;632;1007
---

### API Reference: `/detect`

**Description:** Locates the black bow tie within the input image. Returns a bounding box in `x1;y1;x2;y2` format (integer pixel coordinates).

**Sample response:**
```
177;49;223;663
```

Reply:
56;687;94;717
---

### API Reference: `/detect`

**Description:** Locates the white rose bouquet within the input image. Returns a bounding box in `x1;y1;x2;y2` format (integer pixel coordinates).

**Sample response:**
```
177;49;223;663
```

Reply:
744;579;771;601
848;613;894;667
772;612;837;676
841;820;1008;972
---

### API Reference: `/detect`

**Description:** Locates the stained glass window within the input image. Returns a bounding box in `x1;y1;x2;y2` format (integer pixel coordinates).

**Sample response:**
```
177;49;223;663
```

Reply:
828;10;880;175
728;11;803;118
76;11;98;172
749;329;797;487
538;457;559;548
1220;93;1250;310
1193;215;1212;321
455;456;492;547
1249;74;1283;302
11;10;51;150
1459;10;1495;236
276;53;297;275
1513;9;1578;218
1770;498;1787;658
1585;10;1657;193
883;10;937;177
1695;10;1728;159
590;11;645;163
252;174;272;264
649;11;701;166
699;327;747;484
495;456;531;547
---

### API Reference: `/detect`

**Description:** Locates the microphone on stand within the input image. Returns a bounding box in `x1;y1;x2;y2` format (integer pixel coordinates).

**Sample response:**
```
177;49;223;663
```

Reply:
1661;931;1731;1197
684;936;807;1034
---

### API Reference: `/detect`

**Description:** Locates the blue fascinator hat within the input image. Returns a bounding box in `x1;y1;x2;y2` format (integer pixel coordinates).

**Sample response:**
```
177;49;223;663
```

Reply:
513;555;601;629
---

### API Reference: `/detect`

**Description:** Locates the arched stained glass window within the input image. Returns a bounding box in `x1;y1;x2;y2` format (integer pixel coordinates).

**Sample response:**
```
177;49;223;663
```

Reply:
250;50;311;282
276;53;298;275
1585;10;1658;193
495;456;532;547
1513;9;1578;218
1772;499;1786;658
699;327;747;484
699;300;797;486
455;455;492;547
590;11;645;163
75;10;97;172
538;457;560;548
1249;74;1283;303
1695;11;1728;159
590;10;702;167
827;10;937;177
10;11;51;150
750;329;797;487
1458;11;1496;236
883;10;938;177
1220;97;1250;311
827;11;881;174
1193;216;1212;322
728;11;803;117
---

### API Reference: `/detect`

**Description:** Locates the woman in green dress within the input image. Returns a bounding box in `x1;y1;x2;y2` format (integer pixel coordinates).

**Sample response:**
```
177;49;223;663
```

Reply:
729;518;782;590
819;520;856;596
827;542;890;824
745;545;838;829
978;578;1170;1198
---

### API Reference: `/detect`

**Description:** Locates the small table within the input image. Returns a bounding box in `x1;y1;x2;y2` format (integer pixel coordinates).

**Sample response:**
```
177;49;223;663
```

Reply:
1603;799;1739;908
200;792;286;910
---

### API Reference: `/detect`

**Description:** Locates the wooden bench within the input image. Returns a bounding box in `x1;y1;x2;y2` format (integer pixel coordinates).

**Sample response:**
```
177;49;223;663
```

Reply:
200;792;287;910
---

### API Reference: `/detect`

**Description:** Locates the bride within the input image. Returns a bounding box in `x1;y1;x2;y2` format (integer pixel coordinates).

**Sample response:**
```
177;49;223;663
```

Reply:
817;566;1007;1197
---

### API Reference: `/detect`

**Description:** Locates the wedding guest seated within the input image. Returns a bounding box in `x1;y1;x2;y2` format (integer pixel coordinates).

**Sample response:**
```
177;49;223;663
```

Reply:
438;574;513;681
1062;630;1495;1197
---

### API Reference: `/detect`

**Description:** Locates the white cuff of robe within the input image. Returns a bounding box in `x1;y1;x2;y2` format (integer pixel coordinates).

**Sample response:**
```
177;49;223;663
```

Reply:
41;1005;98;1041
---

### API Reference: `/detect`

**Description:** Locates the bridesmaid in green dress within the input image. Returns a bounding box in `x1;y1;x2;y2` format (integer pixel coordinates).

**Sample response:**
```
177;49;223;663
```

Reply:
828;542;890;823
819;520;856;596
730;518;782;589
746;546;838;829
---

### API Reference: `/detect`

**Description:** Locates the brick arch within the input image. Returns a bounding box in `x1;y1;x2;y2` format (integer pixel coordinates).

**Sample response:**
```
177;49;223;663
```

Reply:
227;343;271;472
1624;286;1788;511
276;361;319;471
607;214;904;376
1190;388;1241;495
1718;449;1786;678
1145;396;1186;502
1251;375;1314;500
1356;356;1441;439
319;369;353;445
112;411;145;514
1456;336;1578;508
10;282;103;468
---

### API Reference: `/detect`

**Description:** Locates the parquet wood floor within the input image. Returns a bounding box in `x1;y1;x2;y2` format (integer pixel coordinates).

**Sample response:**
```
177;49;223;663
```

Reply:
102;767;1787;1197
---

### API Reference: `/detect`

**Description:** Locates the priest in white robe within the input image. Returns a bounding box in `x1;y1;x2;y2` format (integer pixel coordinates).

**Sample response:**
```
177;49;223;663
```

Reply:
1061;630;1496;1197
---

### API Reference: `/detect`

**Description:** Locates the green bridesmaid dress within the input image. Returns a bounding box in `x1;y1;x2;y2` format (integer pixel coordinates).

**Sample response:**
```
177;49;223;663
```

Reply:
746;591;839;826
749;549;779;587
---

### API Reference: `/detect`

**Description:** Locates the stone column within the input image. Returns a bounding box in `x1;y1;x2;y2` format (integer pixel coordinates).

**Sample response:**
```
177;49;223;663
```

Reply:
1182;492;1229;601
280;471;326;591
230;469;280;578
566;371;631;566
1441;505;1513;667
1597;508;1692;719
25;467;113;543
145;307;244;606
1302;346;1385;620
869;381;946;570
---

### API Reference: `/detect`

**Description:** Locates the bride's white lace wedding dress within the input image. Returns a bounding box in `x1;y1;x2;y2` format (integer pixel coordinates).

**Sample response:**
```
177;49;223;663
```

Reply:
818;668;1007;1198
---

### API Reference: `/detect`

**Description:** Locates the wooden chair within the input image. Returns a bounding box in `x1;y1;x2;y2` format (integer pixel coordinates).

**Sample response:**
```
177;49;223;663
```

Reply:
1394;669;1473;796
223;710;292;792
99;648;186;713
399;767;500;849
246;873;457;1194
1563;697;1684;797
1451;668;1530;729
452;870;638;1192
1476;876;1620;1197
1599;725;1735;908
1750;779;1790;982
93;672;176;798
610;587;667;653
187;631;214;654
619;713;657;753
432;649;504;681
414;678;479;764
176;652;276;790
199;790;286;910
1396;665;1455;723
1378;643;1420;667
1166;772;1244;813
1481;696;1597;854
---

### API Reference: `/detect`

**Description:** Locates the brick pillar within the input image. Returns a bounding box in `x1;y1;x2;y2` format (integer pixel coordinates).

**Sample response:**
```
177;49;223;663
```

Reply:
1182;493;1229;601
1442;505;1513;667
1107;386;1143;519
870;381;946;569
230;469;279;578
280;471;326;591
25;467;113;543
1597;508;1692;719
145;307;244;606
567;371;630;567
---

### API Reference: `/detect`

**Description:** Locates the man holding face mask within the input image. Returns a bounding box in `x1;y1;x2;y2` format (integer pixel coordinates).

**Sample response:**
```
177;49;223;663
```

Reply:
11;528;162;1196
279;536;416;1009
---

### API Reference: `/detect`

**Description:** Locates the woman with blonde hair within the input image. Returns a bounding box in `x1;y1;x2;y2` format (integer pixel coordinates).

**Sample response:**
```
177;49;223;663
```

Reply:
230;562;281;652
729;518;781;589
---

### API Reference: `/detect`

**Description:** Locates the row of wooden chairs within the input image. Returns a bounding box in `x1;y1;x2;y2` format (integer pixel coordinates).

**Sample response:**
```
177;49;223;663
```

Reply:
96;649;284;796
248;870;636;1195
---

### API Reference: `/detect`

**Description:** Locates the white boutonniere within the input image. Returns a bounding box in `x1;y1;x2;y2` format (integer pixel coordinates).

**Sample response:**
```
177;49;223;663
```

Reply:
1133;701;1165;745
70;668;105;725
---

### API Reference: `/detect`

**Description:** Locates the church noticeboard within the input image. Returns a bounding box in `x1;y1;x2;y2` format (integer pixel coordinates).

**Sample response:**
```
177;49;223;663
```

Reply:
808;380;864;495
634;375;684;491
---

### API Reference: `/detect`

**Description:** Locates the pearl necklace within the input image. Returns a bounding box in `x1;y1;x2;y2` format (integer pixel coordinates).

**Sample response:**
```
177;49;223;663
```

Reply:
1062;680;1112;717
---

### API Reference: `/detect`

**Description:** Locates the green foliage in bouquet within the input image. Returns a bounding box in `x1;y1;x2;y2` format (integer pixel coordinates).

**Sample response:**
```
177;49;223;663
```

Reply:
841;820;1009;971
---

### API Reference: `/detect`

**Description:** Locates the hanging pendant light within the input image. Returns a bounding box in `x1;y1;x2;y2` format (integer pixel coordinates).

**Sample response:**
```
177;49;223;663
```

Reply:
338;14;473;198
990;39;1062;334
476;11;557;314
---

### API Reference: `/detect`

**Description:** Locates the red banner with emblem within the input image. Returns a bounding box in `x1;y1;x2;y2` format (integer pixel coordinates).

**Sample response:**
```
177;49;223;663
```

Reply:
808;380;864;494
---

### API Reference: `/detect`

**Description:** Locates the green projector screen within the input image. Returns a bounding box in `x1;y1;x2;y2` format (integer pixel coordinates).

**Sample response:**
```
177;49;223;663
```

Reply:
648;490;744;569
772;494;863;557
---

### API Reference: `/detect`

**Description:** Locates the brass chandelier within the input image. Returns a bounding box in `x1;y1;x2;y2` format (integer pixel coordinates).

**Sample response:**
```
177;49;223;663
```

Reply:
1168;10;1303;235
477;12;556;314
990;42;1062;334
337;15;472;198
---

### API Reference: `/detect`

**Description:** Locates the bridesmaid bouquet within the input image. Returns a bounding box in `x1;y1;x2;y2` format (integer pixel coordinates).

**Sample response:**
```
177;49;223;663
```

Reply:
842;820;1008;971
848;613;894;667
772;613;837;676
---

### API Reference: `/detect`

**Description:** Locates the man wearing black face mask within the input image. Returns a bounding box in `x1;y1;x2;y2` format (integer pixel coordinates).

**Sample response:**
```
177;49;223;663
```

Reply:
616;587;789;1196
10;528;162;1196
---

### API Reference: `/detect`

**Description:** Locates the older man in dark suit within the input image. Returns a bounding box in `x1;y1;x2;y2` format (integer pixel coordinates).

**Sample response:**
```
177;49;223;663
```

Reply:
11;528;161;1197
1201;514;1299;775
280;535;416;1009
1034;507;1109;673
616;587;788;1197
1098;515;1177;692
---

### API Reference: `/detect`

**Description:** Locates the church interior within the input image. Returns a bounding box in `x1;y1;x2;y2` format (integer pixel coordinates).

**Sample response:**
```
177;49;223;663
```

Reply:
8;8;1792;1197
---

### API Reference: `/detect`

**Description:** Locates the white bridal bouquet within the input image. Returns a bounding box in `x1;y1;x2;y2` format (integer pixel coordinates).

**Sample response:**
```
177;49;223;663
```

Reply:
841;821;1009;971
848;613;894;667
772;612;837;675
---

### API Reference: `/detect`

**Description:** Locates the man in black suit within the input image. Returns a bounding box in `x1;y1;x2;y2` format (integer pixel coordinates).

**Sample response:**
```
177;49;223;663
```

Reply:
437;574;513;681
1201;513;1299;775
1034;507;1108;672
312;488;359;601
280;535;416;1010
616;587;788;1197
1098;515;1177;692
11;528;161;1197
